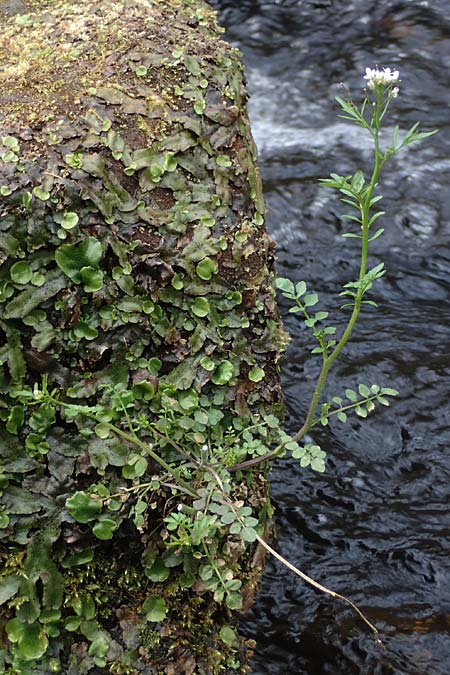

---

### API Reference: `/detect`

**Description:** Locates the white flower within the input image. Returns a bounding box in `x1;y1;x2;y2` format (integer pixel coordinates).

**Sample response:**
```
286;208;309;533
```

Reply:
391;86;399;98
364;66;400;90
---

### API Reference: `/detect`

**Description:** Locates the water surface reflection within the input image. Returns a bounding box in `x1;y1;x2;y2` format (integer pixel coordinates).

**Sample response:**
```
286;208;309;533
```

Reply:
211;1;450;673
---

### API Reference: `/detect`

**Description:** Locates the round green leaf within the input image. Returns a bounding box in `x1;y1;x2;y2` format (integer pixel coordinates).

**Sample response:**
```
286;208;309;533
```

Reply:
55;237;103;283
33;185;50;201
178;388;199;411
74;321;98;340
194;99;205;115
192;297;210;317
10;261;32;284
145;559;170;582
248;366;265;383
60;212;79;230
275;277;295;294
64;616;81;632
0;511;10;528
135;65;148;77
200;356;215;372
304;293;318;307
219;625;238;647
3;135;19;151
17;622;49;661
92;518;118;540
216;154;232;167
211;360;234;385
5;617;24;643
133;380;155;401
311;457;326;472
196;257;218;281
80;266;104;292
66;491;102;523
143;596;167;622
122;455;147;479
88;633;109;659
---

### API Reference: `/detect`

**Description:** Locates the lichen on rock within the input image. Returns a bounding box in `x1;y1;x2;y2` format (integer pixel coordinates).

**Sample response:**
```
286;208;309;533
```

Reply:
0;1;287;673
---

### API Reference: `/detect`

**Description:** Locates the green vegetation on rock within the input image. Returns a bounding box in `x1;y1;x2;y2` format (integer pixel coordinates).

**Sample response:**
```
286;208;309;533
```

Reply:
0;0;288;672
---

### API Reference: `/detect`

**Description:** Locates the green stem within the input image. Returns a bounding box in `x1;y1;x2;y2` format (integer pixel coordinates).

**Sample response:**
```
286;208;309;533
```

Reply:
308;395;378;428
50;396;199;498
290;122;382;442
229;110;385;474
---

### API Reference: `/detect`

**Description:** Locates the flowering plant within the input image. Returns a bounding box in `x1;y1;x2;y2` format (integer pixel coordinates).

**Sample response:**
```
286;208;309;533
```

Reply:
273;67;437;464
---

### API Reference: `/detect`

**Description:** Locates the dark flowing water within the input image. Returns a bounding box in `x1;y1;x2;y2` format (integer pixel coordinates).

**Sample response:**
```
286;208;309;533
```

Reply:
210;1;450;673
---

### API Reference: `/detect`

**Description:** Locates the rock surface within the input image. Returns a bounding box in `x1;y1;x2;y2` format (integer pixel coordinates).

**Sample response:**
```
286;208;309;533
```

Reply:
0;1;287;673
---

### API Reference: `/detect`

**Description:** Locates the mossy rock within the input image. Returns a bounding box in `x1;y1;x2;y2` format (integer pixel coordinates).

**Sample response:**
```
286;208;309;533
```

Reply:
0;0;287;673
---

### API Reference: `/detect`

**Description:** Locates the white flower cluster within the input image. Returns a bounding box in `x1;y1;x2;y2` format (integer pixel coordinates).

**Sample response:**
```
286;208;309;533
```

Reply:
364;67;400;96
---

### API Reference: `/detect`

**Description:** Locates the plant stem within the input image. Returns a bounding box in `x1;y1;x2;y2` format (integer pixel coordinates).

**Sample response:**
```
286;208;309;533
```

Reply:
229;112;384;473
49;396;199;498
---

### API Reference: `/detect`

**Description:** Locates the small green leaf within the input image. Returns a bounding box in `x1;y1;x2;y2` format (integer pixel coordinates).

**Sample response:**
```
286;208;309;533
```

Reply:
33;185;50;201
171;273;184;290
65;616;81;632
196;257;218;280
80;266;104;293
39;609;61;624
220;625;238;647
66;491;102;523
88;633;109;659
122;455;147;479
303;293;318;307
241;526;257;542
145;559;170;582
5;617;24;643
248;366;265;383
178;388;199;411
92;517;117;540
133;380;155;401
211;360;234;385
381;387;399;396
3;135;19;151
216;154;232;167
74;321;98;340
192;297;210;317
345;388;358;402
135;65;148;77
10;261;32;284
194;99;205;115
336;412;347;423
61;212;79;230
7;620;49;661
225;592;242;610
55;237;103;283
275;277;295;295
358;383;371;397
351;170;365;193
143;596;167;622
200;356;215;371
311;458;326;472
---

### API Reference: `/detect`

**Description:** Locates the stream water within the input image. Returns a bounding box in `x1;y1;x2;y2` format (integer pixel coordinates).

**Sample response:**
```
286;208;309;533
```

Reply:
211;1;450;673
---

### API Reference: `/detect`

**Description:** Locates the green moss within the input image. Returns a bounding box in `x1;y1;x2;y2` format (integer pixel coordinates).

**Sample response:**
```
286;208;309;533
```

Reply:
0;0;286;672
